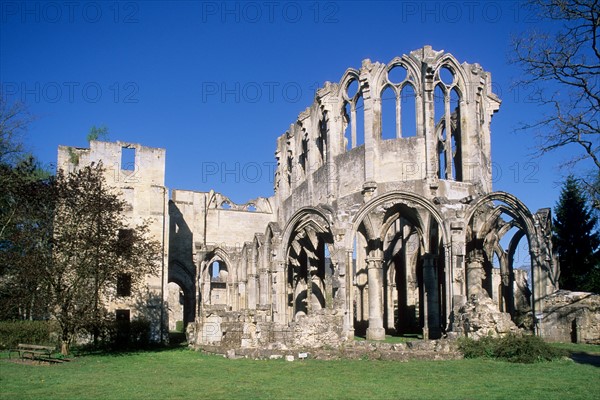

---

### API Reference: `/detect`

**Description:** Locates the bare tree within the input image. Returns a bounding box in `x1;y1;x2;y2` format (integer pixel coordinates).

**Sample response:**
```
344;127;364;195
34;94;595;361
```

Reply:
512;0;599;204
0;91;35;165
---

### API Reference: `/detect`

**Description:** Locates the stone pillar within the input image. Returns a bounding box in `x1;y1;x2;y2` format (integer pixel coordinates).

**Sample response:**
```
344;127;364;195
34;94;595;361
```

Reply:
258;268;269;306
361;60;375;182
271;261;285;323
423;254;441;339
466;255;484;298
422;56;437;182
249;249;258;309
366;254;385;340
247;274;257;309
387;282;396;330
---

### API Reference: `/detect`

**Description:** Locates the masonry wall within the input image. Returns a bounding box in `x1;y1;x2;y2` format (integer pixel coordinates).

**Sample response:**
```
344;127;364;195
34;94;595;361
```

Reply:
58;141;169;340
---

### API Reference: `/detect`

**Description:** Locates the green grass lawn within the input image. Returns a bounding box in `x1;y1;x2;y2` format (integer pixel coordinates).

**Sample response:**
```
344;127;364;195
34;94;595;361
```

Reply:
1;346;598;400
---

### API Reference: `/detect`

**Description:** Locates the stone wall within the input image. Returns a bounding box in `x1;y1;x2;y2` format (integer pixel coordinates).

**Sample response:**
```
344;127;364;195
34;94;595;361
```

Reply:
541;290;600;344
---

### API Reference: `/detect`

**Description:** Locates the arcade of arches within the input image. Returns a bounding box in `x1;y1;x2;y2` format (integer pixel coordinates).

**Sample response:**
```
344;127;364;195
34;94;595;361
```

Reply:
165;47;564;350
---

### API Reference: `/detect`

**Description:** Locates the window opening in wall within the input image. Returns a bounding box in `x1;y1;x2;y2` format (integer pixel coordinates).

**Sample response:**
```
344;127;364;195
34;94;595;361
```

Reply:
435;84;447;179
211;261;220;279
355;95;365;146
387;65;407;85
343;102;352;151
450;88;462;181
381;86;396;140
317;114;328;163
116;309;130;322
247;204;257;212
346;79;359;98
287;155;293;187
434;84;445;127
117;229;134;255
439;66;454;86
299;137;308;173
343;78;364;151
117;273;132;297
121;147;135;171
401;84;417;137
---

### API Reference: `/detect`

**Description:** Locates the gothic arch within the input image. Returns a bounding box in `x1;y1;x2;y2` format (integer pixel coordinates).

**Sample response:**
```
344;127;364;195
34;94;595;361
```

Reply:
351;191;451;339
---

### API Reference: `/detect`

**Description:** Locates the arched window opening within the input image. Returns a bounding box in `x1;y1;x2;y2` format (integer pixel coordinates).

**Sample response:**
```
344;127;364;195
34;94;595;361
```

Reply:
210;260;228;281
342;78;364;151
381;86;397;140
450;88;462;181
287;219;334;321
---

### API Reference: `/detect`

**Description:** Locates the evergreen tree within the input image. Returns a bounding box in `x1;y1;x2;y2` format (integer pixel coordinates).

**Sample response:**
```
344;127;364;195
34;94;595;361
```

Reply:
553;175;600;293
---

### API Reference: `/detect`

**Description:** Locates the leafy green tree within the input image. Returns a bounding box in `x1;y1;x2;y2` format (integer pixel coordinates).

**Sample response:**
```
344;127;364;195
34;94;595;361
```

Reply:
0;94;51;320
0;158;55;320
553;176;600;293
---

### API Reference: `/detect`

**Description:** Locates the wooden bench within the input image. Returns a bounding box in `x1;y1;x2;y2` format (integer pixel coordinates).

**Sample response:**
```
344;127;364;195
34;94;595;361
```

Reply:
9;343;57;362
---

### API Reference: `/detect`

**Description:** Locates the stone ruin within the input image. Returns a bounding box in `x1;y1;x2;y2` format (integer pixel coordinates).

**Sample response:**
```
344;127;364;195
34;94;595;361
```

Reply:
58;46;600;355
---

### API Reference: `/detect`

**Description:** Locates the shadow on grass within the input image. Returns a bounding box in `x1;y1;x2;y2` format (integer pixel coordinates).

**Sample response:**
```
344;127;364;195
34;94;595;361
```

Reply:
354;334;422;344
570;351;600;368
73;332;188;358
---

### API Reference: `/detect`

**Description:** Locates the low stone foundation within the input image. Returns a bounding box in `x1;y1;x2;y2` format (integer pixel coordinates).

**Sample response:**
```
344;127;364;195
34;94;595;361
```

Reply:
197;339;462;361
187;308;347;350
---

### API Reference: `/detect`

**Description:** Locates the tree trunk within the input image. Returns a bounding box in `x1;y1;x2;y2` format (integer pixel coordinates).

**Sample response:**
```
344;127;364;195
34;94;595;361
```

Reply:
61;341;69;356
61;330;71;356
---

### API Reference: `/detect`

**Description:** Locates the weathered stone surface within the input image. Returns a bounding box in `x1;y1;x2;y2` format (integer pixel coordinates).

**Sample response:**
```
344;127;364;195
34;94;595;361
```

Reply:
58;46;561;353
452;294;520;339
541;290;600;344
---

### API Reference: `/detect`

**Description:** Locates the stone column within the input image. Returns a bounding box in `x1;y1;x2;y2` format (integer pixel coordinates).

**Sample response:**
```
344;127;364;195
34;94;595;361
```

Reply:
366;254;385;340
273;261;286;324
466;255;484;298
258;268;268;306
423;59;437;182
247;274;257;310
423;254;440;339
248;250;258;309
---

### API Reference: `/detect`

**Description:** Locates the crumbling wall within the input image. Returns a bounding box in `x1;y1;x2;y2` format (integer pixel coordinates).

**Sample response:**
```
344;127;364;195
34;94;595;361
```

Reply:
541;290;600;344
451;293;520;339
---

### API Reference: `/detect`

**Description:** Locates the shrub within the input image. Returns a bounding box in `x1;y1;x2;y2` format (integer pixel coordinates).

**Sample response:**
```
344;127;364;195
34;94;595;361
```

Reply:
458;334;567;363
0;320;59;349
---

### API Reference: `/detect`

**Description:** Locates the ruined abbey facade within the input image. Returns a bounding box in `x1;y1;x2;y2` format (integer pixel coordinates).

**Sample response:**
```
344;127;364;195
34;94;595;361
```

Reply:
61;47;593;349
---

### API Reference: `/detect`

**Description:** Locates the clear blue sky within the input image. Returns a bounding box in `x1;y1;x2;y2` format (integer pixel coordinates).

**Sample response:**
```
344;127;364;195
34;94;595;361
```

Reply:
0;1;591;213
